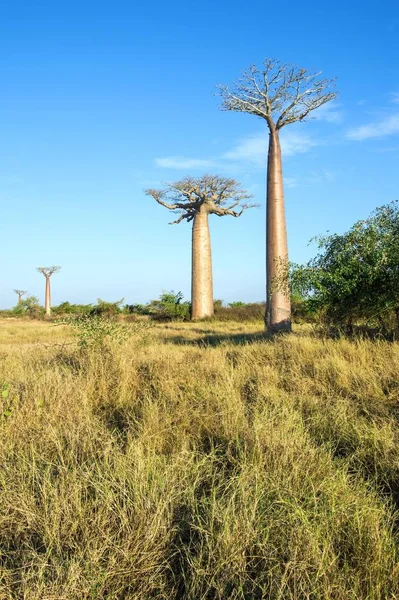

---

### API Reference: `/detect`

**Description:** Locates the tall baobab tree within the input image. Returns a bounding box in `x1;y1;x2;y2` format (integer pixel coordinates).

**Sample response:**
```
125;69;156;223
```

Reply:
217;59;337;332
36;266;61;316
13;289;28;305
146;175;255;319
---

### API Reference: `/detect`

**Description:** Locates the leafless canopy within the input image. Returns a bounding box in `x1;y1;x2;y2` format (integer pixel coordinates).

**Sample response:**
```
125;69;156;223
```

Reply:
13;289;28;298
36;266;61;279
145;175;256;224
217;58;337;130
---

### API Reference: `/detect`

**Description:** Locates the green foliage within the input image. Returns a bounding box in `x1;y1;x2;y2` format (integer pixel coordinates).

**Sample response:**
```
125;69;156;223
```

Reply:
147;290;191;321
290;201;399;331
124;303;149;315
90;298;124;317
12;295;44;318
1;382;15;419
58;315;150;350
52;301;93;316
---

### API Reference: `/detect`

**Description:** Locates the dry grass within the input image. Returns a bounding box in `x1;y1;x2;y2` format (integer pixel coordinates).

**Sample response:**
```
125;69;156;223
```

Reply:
0;319;398;599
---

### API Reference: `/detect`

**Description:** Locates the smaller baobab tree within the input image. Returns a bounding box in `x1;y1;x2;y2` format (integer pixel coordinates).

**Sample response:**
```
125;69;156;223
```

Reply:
218;59;337;333
146;175;255;319
36;266;61;317
13;289;28;305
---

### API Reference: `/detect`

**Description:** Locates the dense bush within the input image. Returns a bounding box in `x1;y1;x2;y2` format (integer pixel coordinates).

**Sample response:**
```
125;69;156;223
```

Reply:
51;301;93;317
12;295;44;319
52;299;124;318
291;201;399;333
89;298;124;317
146;290;191;321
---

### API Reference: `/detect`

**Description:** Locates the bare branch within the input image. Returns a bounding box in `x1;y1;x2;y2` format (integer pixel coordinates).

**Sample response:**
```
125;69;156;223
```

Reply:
217;58;337;131
213;201;260;218
36;266;61;278
145;175;255;224
14;289;28;297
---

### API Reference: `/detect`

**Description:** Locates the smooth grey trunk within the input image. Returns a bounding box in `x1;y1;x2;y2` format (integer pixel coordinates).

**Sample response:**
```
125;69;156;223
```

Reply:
191;206;214;319
18;296;22;306
45;277;51;317
266;129;291;332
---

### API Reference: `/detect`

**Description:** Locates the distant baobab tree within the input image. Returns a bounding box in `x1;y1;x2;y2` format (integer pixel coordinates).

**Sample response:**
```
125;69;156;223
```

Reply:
13;289;28;305
146;175;255;319
218;59;337;332
36;266;61;316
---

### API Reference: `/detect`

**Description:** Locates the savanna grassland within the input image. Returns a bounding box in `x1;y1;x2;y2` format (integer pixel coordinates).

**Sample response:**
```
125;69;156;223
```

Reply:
1;319;399;599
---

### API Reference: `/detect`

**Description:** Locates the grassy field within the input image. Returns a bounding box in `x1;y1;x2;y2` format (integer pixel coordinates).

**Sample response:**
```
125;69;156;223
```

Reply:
0;318;399;599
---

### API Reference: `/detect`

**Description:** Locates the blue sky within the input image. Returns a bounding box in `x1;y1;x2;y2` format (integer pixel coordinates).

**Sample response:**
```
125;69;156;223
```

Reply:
1;0;398;308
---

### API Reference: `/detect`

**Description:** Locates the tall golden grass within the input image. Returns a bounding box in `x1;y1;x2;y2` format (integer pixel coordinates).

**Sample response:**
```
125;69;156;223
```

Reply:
0;319;398;599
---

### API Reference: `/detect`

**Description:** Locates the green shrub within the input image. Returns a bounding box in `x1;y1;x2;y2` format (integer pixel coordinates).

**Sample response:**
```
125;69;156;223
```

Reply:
58;315;150;350
12;296;44;319
147;290;191;321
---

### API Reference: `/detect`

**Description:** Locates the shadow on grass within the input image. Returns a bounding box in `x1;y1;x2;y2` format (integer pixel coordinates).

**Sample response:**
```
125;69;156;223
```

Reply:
165;331;269;347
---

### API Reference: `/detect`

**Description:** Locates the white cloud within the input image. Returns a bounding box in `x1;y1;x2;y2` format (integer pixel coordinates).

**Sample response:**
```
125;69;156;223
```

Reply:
155;156;216;169
223;134;267;167
313;102;344;124
347;114;399;141
222;130;318;167
280;131;319;156
156;130;319;172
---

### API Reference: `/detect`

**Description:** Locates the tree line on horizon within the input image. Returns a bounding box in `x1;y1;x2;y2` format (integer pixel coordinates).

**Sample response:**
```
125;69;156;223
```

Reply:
6;190;399;336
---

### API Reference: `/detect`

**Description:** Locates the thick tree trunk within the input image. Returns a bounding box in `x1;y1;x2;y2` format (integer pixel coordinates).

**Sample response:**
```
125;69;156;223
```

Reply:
191;207;214;319
18;296;22;305
265;128;291;332
45;277;51;317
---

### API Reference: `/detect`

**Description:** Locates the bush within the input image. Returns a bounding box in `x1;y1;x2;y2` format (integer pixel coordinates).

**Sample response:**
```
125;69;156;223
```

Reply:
58;314;151;350
147;291;191;321
290;201;399;333
124;304;152;316
12;296;44;319
52;302;93;317
89;298;124;317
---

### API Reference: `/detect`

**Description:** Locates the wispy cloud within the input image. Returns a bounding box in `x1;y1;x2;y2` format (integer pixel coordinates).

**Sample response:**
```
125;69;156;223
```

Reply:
155;156;216;169
390;92;399;104
280;131;319;156
347;114;399;141
156;130;320;172
222;130;318;167
222;134;266;167
313;102;344;124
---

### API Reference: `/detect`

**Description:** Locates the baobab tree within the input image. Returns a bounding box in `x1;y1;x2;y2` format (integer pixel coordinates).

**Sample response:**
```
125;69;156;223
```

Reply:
13;289;28;305
146;175;254;319
218;59;337;332
36;266;61;316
